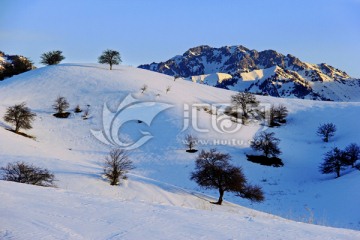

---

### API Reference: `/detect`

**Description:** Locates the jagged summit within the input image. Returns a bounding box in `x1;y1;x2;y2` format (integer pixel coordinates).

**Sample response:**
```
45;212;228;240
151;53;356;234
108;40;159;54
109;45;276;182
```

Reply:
139;45;359;101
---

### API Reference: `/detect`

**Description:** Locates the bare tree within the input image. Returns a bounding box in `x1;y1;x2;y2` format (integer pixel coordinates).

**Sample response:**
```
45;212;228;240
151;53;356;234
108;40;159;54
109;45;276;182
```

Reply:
190;149;264;205
269;105;288;127
3;102;36;133
40;50;65;65
53;96;70;114
184;134;198;152
344;143;360;167
317;123;337;142
319;147;349;178
104;149;135;185
98;49;121;70
231;92;259;120
251;132;281;158
1;162;55;187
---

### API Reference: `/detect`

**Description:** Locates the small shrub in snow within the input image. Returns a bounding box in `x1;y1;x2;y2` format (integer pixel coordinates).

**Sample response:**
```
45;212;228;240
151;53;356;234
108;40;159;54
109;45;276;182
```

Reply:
317;123;336;142
40;50;65;65
1;162;55;187
140;84;148;94
74;105;82;113
53;96;70;118
82;105;91;120
104;149;135;186
184;134;198;153
3;102;36;134
191;149;264;205
166;86;171;94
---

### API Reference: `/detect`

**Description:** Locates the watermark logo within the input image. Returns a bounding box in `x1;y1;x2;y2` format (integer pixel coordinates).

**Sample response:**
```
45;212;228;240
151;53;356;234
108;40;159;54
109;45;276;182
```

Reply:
92;95;271;150
91;94;172;150
182;102;270;134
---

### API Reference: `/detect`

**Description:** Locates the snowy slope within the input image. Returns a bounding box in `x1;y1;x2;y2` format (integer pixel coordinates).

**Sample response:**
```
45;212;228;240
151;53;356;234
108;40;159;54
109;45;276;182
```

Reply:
240;67;277;81
1;181;359;240
0;64;360;238
190;72;232;85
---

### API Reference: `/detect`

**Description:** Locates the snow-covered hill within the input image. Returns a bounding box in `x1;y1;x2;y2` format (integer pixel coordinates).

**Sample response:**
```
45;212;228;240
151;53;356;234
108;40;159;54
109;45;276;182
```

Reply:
139;45;360;101
2;181;359;240
0;64;359;239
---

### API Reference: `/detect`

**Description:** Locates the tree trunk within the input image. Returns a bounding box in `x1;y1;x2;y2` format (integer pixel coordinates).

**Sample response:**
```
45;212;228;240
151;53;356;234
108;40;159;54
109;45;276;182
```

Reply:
324;134;329;142
110;63;112;70
215;188;224;205
336;169;340;178
15;123;20;133
241;103;247;118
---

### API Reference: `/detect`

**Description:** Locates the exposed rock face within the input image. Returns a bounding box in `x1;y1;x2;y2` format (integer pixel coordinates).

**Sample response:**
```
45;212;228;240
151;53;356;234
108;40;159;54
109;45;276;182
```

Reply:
0;51;35;80
139;45;359;101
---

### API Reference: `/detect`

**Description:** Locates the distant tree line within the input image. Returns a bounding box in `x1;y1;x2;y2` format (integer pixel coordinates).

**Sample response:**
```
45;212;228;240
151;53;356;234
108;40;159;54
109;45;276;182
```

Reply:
1;48;123;81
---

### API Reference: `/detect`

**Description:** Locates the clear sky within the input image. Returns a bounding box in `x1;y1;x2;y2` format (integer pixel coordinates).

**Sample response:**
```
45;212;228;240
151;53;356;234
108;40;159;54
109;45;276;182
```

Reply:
1;0;359;77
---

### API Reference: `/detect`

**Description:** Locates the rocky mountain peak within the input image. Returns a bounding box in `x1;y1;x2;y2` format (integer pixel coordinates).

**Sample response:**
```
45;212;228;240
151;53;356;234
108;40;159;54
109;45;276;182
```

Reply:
138;45;359;101
184;45;212;57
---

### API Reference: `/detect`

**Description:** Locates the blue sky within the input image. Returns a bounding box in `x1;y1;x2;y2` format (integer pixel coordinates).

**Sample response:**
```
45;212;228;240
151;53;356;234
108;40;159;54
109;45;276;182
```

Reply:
1;0;359;77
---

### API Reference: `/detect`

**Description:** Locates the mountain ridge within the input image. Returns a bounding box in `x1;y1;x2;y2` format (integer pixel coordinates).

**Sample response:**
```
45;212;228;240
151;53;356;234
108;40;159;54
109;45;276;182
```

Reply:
139;45;360;101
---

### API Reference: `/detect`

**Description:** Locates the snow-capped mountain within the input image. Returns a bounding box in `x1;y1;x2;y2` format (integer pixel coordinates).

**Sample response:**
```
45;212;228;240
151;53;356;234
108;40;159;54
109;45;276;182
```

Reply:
139;45;360;101
0;51;34;80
